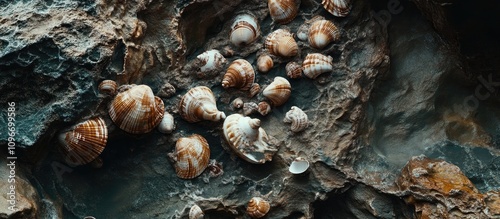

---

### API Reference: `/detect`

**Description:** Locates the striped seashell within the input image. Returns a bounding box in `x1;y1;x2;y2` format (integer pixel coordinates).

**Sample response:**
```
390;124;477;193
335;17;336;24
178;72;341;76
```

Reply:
232;98;244;109
249;83;260;98
322;0;352;17
247;197;270;218
258;101;271;116
58;117;108;166
189;204;204;219
109;84;165;134
283;106;308;132
230;13;260;47
98;80;118;96
268;0;299;24
243;102;259;116
263;76;291;107
222;59;255;91
223;114;277;164
169;134;210;179
296;23;309;41
308;19;340;49
158;111;175;134
286;61;303;79
265;29;299;57
179;86;226;123
257;54;273;73
302;53;333;79
196;49;227;72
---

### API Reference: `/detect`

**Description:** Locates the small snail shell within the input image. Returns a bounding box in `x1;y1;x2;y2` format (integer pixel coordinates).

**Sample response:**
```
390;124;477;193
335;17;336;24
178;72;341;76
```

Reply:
169;134;210;179
99;80;118;96
196;49;227;72
257;54;273;73
296;23;309;41
109;84;165;134
247;197;270;218
158;111;175;134
157;82;176;98
258;101;271;116
322;0;352;17
283;106;308;132
232;98;244;109
249;83;260;98
262;77;291;107
179;86;226;123
288;157;309;174
286;62;303;79
230;13;260;47
58;117;108;166
243;102;259;116
189;204;204;219
222;59;255;91
302;53;333;79
308;19;340;49
268;0;299;24
265;29;299;57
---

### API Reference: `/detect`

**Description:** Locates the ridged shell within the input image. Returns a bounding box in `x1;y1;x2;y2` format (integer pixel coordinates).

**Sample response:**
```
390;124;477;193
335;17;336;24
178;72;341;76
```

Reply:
286;62;303;78
257;54;273;73
232;98;244;109
179;86;226;123
258;101;271;116
230;13;260;46
58;117;108;166
262;77;291;107
302;53;333;79
249;83;260;98
189;205;204;219
322;0;352;17
247;197;270;218
109;85;165;134
170;134;210;179
289;157;309;174
308;20;340;49
283;106;308;132
268;0;299;24
197;49;227;72
265;29;299;57
222;59;255;90
99;80;117;96
158;111;175;134
223;114;277;164
243;102;259;116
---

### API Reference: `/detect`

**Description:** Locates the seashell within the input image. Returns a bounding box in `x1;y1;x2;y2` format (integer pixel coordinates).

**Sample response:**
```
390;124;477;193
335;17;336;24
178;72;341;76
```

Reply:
58;117;108;166
99;80;117;96
158;111;175;134
222;59;255;91
265;29;299;57
189;204;204;219
157;82;176;98
258;101;271;116
230;13;260;47
322;0;352;17
283;106;308;132
243;102;259;116
296;23;309;41
232;98;244;109
288;157;309;174
207;159;224;177
268;0;299;24
117;84;135;93
109;84;165;134
308;19;340;49
257;54;273;73
197;49;227;72
223;114;278;164
262;77;291;107
249;83;260;98
169;134;210;179
179;86;226;123
286;62;303;79
302;53;333;79
247;197;270;218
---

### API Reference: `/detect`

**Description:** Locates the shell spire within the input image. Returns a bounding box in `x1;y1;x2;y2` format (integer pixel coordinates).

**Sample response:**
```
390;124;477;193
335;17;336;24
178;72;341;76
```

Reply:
308;19;340;49
302;53;333;79
222;59;255;90
179;86;226;123
169;134;210;179
283;106;308;132
322;0;352;17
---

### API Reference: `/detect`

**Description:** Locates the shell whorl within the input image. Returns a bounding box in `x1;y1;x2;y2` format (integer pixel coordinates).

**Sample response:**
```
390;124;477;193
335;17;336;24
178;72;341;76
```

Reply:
262;76;291;107
302;53;333;79
286;61;303;79
321;0;352;17
283;106;308;132
189;205;204;219
265;29;298;57
222;59;255;90
247;197;270;218
179;86;226;123
308;19;340;49
158;111;175;134
99;80;117;96
230;13;260;46
268;0;299;24
171;134;210;179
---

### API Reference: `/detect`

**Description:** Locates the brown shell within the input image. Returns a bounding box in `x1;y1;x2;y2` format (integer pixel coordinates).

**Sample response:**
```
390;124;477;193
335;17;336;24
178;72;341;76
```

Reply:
322;0;352;17
308;19;340;49
170;134;210;179
283;106;308;132
59;117;108;166
286;61;303;78
109;85;164;134
262;76;291;107
249;83;260;98
247;197;270;218
268;0;299;24
222;59;255;90
230;13;260;46
179;86;226;123
265;29;299;57
257;54;273;73
98;80;117;96
258;101;271;116
302;53;334;79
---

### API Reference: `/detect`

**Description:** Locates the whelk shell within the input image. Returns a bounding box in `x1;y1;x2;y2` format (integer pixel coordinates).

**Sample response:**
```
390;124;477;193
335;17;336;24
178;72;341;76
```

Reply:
247;197;270;218
189;204;204;219
196;49;227;72
158;111;175;134
169;134;210;179
322;0;352;17
286;61;302;79
288;157;309;174
179;86;226;123
257;54;273;73
222;59;255;91
109;84;165;134
283;106;308;132
308;19;340;49
302;53;333;79
268;0;299;24
262;76;291;107
230;13;260;47
99;80;117;96
265;29;299;57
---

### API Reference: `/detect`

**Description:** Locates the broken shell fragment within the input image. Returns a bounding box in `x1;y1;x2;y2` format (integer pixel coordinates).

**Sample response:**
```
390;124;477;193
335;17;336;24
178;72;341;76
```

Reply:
158;111;175;134
283;106;308;132
189;204;204;219
222;59;255;91
302;53;333;79
262;76;291;107
196;49;227;72
268;0;299;24
308;19;340;49
322;0;352;17
265;29;299;57
286;61;303;79
99;80;117;96
230;13;260;47
247;197;270;218
258;101;271;116
243;102;259;116
257;54;273;73
179;86;226;123
288;157;310;174
169;134;210;179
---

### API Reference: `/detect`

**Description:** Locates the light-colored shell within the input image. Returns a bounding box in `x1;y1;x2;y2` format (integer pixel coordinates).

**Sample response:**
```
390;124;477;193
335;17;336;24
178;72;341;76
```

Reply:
263;77;291;107
258;101;271;116
289;157;309;174
189;204;204;219
58;117;108;166
158;111;175;134
308;20;340;49
222;59;255;91
99;80;117;96
247;197;270;218
265;29;299;57
243;102;259;116
109;84;165;134
296;23;309;41
322;0;352;17
302;53;333;79
169;134;210;179
179;86;226;123
157;82;176;98
257;54;273;73
268;0;299;24
286;62;302;79
230;13;260;47
223;114;277;164
249;83;260;98
197;49;227;72
232;98;244;109
283;106;308;132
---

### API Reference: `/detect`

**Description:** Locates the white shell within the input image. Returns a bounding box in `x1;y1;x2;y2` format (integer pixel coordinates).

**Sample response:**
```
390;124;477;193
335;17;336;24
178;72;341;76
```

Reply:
296;23;309;41
322;0;352;17
196;50;227;72
158;112;175;134
179;86;226;123
283;106;308;132
302;53;333;79
247;197;270;218
257;54;273;73
288;157;309;174
189;204;204;219
230;13;260;47
232;98;244;109
262;76;291;107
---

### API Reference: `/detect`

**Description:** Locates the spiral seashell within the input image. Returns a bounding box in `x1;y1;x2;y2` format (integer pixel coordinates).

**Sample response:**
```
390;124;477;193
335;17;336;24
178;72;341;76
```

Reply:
109;84;165;134
169;134;210;179
322;0;352;17
289;157;309;174
230;13;260;47
99;80;117;96
179;86;226;123
308;19;340;49
58;117;108;166
268;0;299;24
249;83;260;98
222;59;255;91
257;54;273;73
283;106;308;132
243;102;259;116
258;101;271;116
158;111;175;134
223;114;278;164
232;98;244;109
302;53;333;79
247;197;270;218
196;49;227;72
189;204;204;219
262;77;291;107
265;29;299;57
286;62;302;79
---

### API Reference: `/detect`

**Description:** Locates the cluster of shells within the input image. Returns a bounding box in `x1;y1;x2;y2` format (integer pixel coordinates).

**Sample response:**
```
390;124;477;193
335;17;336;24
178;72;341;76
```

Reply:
56;0;352;217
